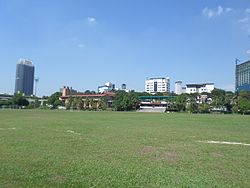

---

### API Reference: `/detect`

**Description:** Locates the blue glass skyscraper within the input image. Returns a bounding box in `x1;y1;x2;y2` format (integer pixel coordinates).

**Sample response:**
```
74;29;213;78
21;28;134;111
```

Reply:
15;59;35;96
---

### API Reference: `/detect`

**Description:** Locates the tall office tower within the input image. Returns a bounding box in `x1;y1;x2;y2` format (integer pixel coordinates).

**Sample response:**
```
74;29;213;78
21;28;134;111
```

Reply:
145;77;170;94
15;59;35;96
235;60;250;92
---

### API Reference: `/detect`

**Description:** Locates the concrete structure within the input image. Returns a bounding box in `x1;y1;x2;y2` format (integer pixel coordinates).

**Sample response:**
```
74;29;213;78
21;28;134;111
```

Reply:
98;82;115;93
235;60;250;92
15;59;35;96
175;81;183;95
145;77;170;94
185;83;214;94
0;93;13;102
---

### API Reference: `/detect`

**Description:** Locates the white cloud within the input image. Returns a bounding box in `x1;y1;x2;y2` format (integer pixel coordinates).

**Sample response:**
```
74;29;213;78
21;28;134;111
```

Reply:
238;14;250;34
202;8;213;18
225;8;233;12
202;6;223;18
202;6;232;19
238;9;250;34
87;17;96;24
217;6;223;15
78;44;85;48
238;17;249;23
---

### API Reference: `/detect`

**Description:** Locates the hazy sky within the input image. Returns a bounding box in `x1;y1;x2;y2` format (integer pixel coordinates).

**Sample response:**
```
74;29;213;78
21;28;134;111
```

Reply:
1;0;250;96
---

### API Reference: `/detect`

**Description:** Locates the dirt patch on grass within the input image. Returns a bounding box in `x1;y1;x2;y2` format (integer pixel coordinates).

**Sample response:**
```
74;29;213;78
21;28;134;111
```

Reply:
211;152;224;158
156;151;179;164
140;146;158;155
140;146;179;164
47;174;67;184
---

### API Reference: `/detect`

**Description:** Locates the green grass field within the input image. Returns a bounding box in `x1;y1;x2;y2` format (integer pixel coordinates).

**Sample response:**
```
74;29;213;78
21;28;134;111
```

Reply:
0;110;250;187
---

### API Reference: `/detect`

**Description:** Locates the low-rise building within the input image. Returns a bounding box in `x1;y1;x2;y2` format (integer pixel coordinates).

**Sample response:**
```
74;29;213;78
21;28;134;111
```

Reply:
138;95;175;113
185;83;214;94
60;87;115;109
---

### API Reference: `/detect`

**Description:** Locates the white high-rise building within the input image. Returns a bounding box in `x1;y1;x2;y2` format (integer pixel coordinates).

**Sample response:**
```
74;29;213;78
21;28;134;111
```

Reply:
175;81;183;95
145;77;170;94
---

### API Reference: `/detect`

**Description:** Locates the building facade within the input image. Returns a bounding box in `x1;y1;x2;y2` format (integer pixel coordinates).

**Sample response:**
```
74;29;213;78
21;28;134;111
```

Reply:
60;88;115;109
15;59;35;96
185;83;214;94
145;77;170;94
235;60;250;92
175;81;183;95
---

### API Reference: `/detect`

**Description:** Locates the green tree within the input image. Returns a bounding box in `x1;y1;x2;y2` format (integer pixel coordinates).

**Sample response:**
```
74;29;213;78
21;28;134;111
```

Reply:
84;98;90;110
237;91;250;114
224;91;234;112
238;98;250;114
198;103;210;113
65;97;73;110
0;100;12;107
27;98;40;109
12;93;29;107
186;95;198;113
74;97;84;110
211;88;226;107
175;93;189;112
113;91;139;111
47;92;63;108
98;98;107;110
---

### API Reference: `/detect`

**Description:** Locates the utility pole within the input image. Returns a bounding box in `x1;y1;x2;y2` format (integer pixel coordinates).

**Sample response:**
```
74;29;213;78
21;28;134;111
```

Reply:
34;78;39;97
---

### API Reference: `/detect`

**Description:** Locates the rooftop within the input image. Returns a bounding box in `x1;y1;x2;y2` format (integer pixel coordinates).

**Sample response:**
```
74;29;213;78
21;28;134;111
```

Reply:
186;83;214;87
147;77;170;80
18;59;33;66
60;92;116;99
236;60;250;67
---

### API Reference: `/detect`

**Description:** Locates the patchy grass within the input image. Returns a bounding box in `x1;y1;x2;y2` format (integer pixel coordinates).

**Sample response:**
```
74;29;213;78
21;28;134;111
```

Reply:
0;110;250;187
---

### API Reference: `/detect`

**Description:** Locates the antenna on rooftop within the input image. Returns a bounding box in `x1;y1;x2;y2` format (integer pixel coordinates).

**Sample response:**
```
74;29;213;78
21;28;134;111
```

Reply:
235;58;240;65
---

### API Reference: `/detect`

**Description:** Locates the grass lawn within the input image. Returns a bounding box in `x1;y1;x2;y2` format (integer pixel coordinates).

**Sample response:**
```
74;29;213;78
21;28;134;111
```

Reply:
0;110;250;187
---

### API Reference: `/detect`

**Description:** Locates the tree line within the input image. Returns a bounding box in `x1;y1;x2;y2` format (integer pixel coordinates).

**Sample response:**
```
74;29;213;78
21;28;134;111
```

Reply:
1;89;250;114
112;89;250;114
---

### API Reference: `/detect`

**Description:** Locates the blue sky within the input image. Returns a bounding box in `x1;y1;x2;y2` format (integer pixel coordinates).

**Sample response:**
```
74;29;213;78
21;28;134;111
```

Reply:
0;0;250;96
